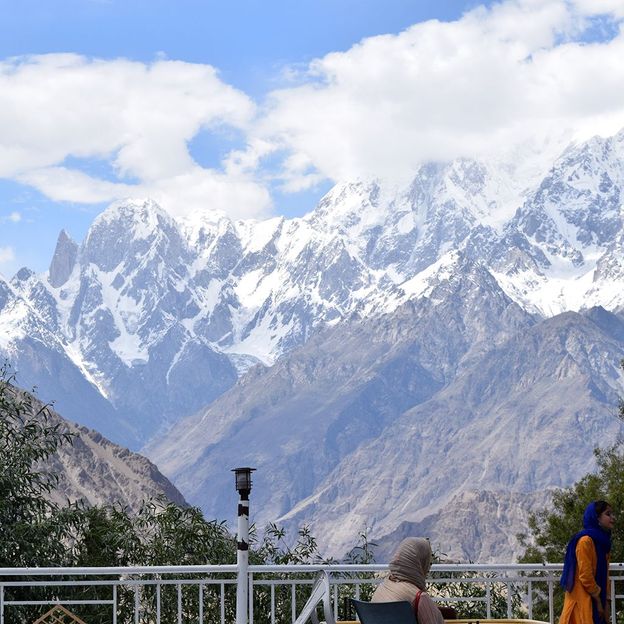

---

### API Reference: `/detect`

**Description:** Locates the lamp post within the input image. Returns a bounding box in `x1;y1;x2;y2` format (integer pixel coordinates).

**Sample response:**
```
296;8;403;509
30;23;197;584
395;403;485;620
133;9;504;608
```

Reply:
233;467;255;624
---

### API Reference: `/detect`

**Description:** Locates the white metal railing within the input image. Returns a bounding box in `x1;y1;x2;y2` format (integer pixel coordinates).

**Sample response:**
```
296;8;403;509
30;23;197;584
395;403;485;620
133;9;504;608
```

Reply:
1;562;623;624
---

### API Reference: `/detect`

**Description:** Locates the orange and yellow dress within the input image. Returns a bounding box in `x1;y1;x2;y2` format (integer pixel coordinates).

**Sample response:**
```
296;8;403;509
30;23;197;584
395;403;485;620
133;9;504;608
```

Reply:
560;536;610;624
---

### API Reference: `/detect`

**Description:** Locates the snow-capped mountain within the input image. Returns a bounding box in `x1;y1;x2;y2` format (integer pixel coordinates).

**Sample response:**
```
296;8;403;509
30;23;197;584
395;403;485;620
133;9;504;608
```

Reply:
0;271;134;443
4;131;624;439
2;128;624;559
6;202;239;447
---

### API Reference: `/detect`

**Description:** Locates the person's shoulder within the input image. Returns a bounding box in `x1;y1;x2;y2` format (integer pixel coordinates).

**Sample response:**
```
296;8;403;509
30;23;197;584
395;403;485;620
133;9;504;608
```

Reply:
576;535;596;554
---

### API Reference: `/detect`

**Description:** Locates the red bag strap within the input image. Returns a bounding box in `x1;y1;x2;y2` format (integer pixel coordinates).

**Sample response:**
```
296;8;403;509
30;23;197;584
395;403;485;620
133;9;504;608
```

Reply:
412;589;423;616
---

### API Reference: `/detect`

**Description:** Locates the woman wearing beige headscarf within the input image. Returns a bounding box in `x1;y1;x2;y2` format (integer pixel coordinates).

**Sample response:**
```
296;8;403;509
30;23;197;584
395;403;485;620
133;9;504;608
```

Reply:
372;537;444;624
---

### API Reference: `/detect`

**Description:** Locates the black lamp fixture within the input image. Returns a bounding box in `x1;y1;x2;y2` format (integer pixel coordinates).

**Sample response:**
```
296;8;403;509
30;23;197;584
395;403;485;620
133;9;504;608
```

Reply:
232;467;256;495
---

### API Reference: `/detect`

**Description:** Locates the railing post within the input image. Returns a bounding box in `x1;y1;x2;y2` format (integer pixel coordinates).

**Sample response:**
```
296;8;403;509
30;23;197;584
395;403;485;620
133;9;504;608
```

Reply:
249;572;255;624
134;584;140;624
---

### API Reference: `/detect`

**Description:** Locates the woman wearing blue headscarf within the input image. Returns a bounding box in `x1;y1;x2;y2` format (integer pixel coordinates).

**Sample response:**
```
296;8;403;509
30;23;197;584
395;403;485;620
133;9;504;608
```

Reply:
560;501;615;624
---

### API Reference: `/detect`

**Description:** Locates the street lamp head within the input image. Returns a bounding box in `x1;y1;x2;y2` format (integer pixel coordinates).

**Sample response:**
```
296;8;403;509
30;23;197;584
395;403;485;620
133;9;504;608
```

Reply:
232;467;256;494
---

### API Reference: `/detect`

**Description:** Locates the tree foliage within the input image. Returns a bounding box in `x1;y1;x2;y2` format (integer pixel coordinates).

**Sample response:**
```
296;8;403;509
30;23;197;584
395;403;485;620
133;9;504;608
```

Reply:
0;363;77;568
4;359;529;622
0;363;379;622
517;441;624;621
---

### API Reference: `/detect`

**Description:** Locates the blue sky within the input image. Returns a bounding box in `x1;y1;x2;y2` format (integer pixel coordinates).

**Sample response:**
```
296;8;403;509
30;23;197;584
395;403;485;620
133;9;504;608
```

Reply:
1;0;623;275
1;1;481;94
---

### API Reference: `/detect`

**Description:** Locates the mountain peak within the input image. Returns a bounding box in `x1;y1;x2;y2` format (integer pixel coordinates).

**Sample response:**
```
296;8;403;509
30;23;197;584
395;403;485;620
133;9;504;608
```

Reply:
83;198;185;273
48;229;78;288
14;266;35;283
90;197;171;235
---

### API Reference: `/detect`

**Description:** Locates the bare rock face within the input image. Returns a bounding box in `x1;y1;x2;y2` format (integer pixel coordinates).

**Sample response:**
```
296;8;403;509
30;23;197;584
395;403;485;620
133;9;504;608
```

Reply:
147;262;624;560
13;387;187;511
371;489;555;563
48;229;78;288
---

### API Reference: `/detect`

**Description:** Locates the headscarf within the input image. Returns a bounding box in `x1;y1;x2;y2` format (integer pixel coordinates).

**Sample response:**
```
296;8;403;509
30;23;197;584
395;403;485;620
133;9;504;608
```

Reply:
388;537;432;591
560;502;612;623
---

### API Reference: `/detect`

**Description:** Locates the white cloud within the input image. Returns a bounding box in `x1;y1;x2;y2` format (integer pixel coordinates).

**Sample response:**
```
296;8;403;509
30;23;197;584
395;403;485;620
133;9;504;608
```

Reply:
252;0;624;186
0;55;269;218
17;165;273;220
1;1;624;218
142;167;273;220
572;0;624;18
0;246;15;264
0;212;21;223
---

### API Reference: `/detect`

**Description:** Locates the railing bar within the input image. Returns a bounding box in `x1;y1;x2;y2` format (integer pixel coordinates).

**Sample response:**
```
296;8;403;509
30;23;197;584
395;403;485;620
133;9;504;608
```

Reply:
221;582;226;624
548;579;554;624
157;583;161;624
486;582;491;618
0;578;234;588
506;581;512;618
528;580;533;619
355;583;361;600
271;583;275;624
1;583;4;624
113;584;117;624
199;582;203;624
291;581;296;623
249;572;254;624
6;600;115;605
333;582;339;620
611;578;616;624
134;584;140;624
0;565;239;576
177;583;182;624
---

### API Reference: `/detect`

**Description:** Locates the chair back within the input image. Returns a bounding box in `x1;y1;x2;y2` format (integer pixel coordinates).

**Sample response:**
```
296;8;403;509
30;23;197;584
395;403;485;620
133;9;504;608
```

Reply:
351;599;417;624
293;570;335;624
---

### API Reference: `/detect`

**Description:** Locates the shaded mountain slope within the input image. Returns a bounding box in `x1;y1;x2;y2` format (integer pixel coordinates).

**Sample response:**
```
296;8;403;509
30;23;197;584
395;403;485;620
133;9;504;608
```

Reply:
147;259;624;559
7;384;186;512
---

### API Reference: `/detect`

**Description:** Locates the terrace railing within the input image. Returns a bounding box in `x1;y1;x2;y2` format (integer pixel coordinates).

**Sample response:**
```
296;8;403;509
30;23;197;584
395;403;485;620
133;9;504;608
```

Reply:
1;562;623;624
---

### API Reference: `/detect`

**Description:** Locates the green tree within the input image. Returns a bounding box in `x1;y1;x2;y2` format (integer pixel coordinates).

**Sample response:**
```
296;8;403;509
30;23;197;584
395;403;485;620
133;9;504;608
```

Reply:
517;444;624;622
519;445;624;564
0;364;77;568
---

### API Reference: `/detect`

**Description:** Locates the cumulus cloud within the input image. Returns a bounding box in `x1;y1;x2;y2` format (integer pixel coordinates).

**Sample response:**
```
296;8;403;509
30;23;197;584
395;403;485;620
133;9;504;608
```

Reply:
252;0;624;185
0;55;269;218
1;0;624;218
572;0;624;18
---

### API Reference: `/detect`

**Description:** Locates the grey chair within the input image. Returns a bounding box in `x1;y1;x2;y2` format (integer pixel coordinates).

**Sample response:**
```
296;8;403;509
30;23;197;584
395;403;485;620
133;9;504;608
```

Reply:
351;599;417;624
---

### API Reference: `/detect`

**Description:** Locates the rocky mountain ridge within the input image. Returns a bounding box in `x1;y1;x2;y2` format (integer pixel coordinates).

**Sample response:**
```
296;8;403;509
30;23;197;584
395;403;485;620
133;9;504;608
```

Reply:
2;129;624;559
146;256;624;559
4;130;624;449
5;383;186;512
